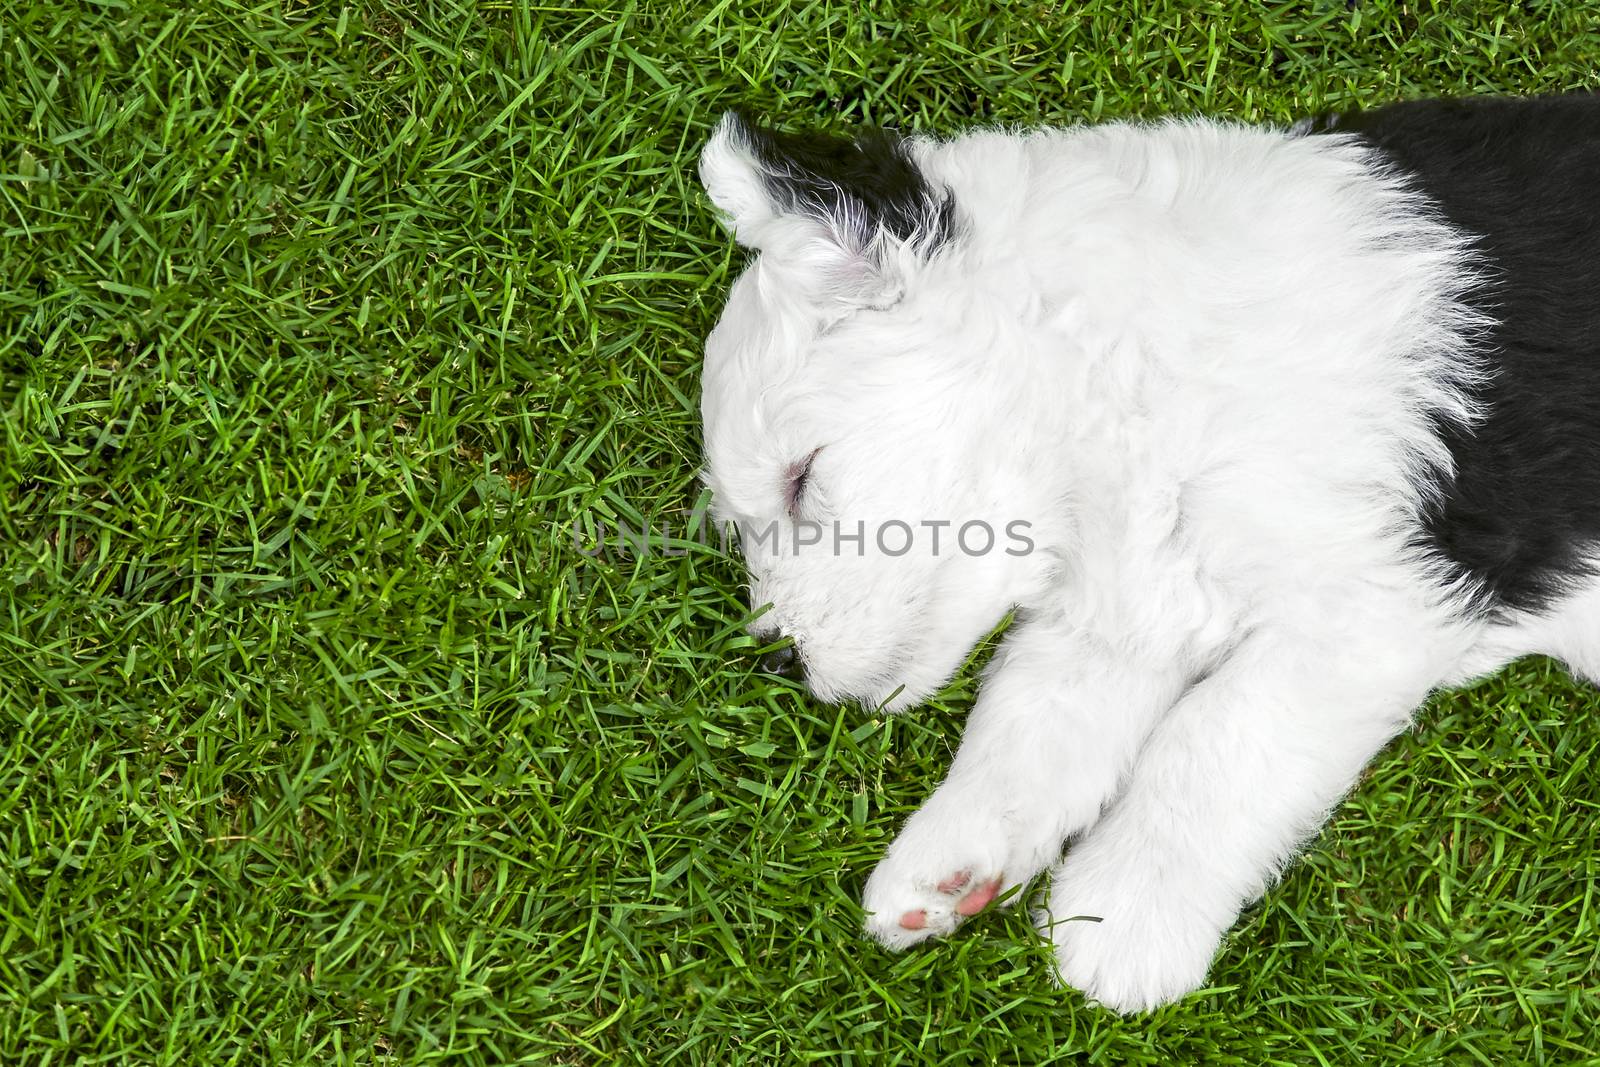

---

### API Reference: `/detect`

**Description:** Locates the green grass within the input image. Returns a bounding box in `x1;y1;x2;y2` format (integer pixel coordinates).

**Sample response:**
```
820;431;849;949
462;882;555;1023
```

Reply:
4;1;1600;1062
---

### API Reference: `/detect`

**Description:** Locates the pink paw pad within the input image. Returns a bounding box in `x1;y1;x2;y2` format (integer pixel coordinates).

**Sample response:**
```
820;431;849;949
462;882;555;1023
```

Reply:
956;878;1002;915
895;873;1005;930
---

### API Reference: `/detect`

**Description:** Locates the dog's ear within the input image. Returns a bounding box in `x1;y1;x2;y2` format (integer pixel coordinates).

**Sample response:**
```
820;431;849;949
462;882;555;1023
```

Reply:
699;111;953;297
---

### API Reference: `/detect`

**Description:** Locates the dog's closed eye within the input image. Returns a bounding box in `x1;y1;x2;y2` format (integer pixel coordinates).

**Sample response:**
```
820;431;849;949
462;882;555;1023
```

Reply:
784;447;824;517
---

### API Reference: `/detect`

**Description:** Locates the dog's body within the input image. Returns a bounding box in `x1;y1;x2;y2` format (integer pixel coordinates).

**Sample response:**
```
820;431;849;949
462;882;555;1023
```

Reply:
696;96;1600;1012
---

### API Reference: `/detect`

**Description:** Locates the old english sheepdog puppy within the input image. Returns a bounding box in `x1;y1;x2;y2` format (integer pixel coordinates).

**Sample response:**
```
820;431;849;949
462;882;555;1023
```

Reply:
695;96;1600;1012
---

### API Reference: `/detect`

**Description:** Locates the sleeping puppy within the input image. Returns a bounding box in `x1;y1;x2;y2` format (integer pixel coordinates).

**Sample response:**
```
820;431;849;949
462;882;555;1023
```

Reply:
695;96;1600;1011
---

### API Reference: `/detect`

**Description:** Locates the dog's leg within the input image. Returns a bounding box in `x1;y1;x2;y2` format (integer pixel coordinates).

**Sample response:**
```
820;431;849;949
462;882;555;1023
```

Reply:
1516;579;1600;684
1043;630;1439;1013
862;619;1190;949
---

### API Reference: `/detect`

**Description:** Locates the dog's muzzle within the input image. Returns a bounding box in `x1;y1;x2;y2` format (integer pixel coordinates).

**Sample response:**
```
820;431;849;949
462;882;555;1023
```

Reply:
757;642;804;680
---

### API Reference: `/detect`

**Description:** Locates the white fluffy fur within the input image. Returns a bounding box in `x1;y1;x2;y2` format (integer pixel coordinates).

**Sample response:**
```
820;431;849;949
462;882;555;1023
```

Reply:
697;114;1581;1012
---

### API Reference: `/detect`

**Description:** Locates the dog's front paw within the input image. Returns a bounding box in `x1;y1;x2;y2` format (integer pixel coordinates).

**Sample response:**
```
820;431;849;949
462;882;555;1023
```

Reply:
862;790;1050;950
1040;843;1232;1013
864;860;1006;950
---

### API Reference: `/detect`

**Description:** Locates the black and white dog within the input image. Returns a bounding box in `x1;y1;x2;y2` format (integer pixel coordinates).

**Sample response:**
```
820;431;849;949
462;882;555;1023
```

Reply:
696;96;1600;1011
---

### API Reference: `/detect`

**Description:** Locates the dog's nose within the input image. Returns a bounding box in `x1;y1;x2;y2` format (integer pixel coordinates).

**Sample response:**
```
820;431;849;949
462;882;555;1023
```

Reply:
757;643;804;679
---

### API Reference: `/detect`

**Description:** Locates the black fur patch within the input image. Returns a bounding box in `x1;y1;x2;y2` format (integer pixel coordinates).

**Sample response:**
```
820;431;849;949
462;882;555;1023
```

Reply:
1323;95;1600;613
729;110;954;250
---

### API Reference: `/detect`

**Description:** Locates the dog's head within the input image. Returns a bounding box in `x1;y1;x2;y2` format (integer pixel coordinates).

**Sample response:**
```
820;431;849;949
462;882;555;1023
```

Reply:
697;113;1058;711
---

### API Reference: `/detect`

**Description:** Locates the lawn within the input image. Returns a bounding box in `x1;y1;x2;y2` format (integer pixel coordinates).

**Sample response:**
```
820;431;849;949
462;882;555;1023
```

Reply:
4;1;1600;1062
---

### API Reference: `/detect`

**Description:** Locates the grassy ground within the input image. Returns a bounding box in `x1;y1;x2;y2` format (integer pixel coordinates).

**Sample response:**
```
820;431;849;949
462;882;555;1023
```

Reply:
5;1;1600;1062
